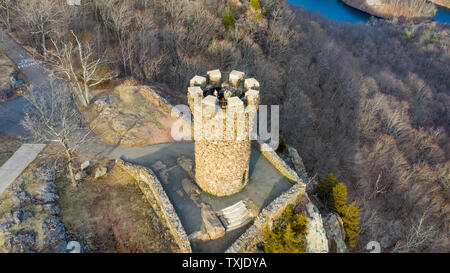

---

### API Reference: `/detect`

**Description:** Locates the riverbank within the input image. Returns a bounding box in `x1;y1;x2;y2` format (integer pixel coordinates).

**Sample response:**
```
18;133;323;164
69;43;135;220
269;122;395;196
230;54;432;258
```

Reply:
429;0;450;9
341;0;437;22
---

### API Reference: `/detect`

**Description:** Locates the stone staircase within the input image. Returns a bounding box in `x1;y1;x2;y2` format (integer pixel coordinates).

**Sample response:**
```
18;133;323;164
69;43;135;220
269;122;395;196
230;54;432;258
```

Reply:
218;200;252;232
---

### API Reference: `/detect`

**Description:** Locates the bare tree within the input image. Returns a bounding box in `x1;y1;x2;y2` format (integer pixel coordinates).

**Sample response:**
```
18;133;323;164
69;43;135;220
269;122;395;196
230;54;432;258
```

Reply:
45;31;116;106
394;207;438;252
0;0;13;31
107;0;133;42
94;0;116;25
109;1;134;73
16;0;64;54
22;79;92;187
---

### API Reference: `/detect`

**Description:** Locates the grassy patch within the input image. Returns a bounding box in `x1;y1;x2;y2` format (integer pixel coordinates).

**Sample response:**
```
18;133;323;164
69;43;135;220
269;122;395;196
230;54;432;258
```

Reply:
0;163;52;252
0;133;22;167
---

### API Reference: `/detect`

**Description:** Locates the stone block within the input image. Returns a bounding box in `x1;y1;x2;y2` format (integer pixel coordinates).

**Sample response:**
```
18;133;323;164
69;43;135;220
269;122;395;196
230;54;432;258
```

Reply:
207;69;221;82
229;70;245;87
189;75;207;88
200;204;225;240
244;78;259;90
245;89;260;106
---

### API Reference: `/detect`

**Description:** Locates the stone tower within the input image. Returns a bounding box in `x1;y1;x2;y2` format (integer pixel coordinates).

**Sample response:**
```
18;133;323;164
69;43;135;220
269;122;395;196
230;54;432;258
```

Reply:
187;69;260;196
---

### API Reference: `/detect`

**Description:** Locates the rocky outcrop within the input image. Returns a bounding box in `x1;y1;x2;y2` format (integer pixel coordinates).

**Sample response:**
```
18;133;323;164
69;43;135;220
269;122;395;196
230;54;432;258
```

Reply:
304;195;329;253
1;231;36;253
199;203;226;240
0;209;34;232
41;216;68;252
0;49;26;101
34;182;59;204
33;163;59;181
177;155;195;178
94;166;108;179
181;178;201;205
9;178;32;208
323;212;347;253
0;168;89;253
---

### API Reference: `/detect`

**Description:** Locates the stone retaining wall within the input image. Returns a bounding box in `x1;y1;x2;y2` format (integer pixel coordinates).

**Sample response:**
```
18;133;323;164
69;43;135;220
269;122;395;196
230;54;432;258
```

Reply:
226;142;307;253
225;182;306;253
116;159;192;253
253;141;301;184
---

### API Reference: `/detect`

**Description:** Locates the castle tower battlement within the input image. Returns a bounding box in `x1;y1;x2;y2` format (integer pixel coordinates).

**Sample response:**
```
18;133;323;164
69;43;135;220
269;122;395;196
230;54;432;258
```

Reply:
187;69;260;196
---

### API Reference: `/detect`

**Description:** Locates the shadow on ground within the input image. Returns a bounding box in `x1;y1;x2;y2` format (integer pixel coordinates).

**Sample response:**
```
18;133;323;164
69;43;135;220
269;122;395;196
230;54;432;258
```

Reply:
123;142;292;253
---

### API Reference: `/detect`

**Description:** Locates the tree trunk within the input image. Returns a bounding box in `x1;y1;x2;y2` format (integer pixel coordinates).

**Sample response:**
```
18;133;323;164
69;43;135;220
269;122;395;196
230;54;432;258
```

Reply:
65;149;77;187
5;8;10;31
41;30;47;56
83;81;90;105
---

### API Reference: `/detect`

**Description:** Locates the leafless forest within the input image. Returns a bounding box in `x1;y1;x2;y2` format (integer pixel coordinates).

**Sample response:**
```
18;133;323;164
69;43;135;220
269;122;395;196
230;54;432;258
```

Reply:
1;0;448;252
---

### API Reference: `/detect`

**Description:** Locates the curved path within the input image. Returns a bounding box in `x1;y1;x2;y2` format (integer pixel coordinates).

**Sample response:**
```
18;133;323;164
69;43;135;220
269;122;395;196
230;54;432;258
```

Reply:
0;30;185;159
0;31;292;253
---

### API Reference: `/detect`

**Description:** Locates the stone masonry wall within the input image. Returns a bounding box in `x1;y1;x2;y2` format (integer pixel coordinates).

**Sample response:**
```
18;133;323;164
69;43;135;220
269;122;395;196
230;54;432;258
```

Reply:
188;70;260;196
116;159;192;253
195;139;251;196
225;182;306;253
225;142;307;253
253;141;302;184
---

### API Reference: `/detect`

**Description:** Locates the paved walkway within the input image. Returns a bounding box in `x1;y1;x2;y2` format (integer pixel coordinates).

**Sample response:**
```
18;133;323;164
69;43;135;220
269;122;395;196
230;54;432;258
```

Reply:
125;142;292;253
0;30;293;253
0;144;46;194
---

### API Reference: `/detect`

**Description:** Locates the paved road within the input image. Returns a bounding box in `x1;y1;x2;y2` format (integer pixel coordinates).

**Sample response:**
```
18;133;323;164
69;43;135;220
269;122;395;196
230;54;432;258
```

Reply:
0;31;292;253
0;144;46;195
0;30;162;158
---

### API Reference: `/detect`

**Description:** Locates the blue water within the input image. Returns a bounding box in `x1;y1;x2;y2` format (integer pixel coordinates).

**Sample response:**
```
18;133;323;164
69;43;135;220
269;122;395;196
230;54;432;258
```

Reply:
435;6;450;23
289;0;450;24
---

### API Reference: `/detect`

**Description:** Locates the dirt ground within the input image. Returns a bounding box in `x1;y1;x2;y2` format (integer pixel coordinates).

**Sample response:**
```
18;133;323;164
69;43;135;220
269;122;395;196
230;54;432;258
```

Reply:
56;160;179;253
0;133;22;167
79;80;179;147
0;144;176;253
0;50;15;84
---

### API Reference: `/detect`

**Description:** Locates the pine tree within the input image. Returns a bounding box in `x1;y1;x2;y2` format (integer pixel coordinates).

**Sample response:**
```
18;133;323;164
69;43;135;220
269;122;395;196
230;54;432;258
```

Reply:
250;0;261;10
330;182;348;213
264;206;308;253
340;202;361;249
276;135;287;154
317;173;339;206
222;6;236;30
317;173;360;249
248;0;263;21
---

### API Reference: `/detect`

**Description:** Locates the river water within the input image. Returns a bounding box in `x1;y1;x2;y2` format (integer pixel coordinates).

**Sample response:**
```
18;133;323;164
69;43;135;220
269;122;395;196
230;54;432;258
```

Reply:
289;0;450;24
